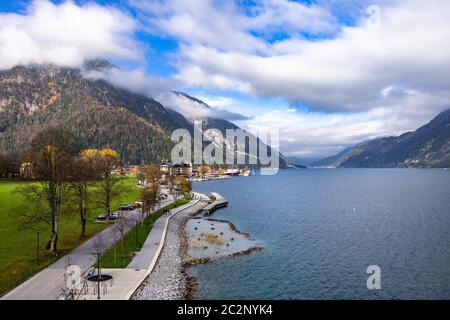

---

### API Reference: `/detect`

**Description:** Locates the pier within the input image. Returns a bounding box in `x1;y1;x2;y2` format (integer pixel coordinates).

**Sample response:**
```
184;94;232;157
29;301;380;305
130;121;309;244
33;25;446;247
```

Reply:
201;192;228;215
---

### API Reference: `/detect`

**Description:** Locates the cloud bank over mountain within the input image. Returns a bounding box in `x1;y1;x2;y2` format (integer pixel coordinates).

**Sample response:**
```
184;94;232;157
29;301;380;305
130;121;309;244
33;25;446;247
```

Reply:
128;0;450;156
1;0;450;157
156;91;250;122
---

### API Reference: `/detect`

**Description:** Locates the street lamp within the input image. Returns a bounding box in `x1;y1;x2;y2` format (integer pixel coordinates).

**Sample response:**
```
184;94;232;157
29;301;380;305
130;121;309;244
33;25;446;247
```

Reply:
97;253;101;300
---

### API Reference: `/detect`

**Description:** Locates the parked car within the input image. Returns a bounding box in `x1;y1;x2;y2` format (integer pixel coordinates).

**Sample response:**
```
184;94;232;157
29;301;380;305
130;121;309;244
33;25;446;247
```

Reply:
109;212;119;220
97;212;119;221
160;194;168;200
134;201;143;208
119;205;135;211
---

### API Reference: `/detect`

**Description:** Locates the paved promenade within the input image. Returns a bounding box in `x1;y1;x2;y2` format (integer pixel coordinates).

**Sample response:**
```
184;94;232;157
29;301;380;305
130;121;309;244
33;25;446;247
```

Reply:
1;198;173;300
82;196;208;300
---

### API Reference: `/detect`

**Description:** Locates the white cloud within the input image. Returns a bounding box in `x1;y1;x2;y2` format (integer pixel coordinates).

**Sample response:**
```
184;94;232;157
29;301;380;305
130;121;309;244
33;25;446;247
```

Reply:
131;0;265;53
156;91;249;122
192;93;238;109
241;105;441;158
141;0;450;157
0;0;140;70
244;0;338;36
174;0;450;113
130;0;450;120
131;0;450;123
85;67;176;98
131;0;338;53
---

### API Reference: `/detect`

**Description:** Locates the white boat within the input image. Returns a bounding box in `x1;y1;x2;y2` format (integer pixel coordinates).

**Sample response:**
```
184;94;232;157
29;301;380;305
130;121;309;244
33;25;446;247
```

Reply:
225;168;240;176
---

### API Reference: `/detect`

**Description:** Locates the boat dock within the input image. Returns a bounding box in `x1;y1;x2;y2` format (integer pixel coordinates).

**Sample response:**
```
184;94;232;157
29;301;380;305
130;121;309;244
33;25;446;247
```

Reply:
202;192;228;215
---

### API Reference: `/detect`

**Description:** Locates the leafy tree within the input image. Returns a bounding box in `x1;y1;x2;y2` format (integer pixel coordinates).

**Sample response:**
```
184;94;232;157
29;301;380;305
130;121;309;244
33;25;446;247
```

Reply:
199;165;209;177
178;176;192;196
85;149;123;224
0;154;20;179
144;164;161;185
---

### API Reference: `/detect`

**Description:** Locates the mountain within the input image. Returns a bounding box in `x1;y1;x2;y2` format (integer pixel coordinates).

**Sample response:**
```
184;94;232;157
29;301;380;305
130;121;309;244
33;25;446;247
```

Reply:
0;63;190;163
288;156;324;167
310;146;355;168
312;110;450;168
167;92;290;168
0;61;288;167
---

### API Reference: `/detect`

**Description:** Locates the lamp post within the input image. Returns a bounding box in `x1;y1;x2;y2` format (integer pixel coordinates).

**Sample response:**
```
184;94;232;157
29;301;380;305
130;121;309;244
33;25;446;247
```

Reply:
36;231;40;265
135;222;138;248
97;253;101;300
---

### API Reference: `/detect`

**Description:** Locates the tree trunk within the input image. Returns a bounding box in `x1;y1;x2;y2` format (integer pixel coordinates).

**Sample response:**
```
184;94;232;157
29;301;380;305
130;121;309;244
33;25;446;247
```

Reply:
79;200;87;239
49;220;58;254
80;183;88;239
105;190;111;224
80;207;87;239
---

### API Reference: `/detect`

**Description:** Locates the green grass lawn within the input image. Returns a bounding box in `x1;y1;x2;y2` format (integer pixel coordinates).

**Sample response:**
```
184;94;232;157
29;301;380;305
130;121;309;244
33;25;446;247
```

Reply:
101;198;190;269
0;176;139;296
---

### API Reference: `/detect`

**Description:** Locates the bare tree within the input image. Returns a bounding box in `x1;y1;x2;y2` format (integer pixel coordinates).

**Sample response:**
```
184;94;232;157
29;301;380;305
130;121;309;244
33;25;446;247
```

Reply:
15;127;79;254
145;164;161;185
91;234;109;279
84;149;123;224
98;149;123;224
141;184;159;221
167;171;178;201
136;161;146;185
67;152;97;239
114;215;130;266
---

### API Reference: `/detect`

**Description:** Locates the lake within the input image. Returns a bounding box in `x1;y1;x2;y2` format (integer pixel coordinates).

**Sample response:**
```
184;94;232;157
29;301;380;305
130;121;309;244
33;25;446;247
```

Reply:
191;169;450;299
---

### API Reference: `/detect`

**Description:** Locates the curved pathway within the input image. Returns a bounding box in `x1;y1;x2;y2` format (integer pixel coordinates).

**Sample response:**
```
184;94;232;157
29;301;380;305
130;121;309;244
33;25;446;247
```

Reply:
1;198;173;300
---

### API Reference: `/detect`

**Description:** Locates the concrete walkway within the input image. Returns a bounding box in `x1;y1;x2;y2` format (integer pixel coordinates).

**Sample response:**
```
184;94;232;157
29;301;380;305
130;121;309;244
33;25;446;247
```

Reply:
128;199;199;270
201;192;229;215
82;197;208;300
1;198;173;300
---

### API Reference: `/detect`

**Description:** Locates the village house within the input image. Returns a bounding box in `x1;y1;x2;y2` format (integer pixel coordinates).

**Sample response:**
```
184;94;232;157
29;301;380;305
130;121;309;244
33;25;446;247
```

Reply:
160;162;192;177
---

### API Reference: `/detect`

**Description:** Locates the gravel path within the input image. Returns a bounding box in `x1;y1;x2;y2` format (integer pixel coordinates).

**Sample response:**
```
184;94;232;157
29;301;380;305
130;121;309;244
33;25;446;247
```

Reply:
132;202;205;300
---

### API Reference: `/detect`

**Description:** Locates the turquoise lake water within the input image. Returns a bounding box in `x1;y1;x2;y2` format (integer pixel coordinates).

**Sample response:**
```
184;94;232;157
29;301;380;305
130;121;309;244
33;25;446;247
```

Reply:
192;169;450;299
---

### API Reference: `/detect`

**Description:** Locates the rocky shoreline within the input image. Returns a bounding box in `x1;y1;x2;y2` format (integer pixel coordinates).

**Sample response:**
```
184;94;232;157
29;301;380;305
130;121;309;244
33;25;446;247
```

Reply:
132;197;262;300
132;203;201;300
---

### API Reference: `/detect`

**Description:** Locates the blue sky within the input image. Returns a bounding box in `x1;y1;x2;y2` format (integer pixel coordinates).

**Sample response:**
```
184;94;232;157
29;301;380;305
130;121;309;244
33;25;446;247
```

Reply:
1;0;449;157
